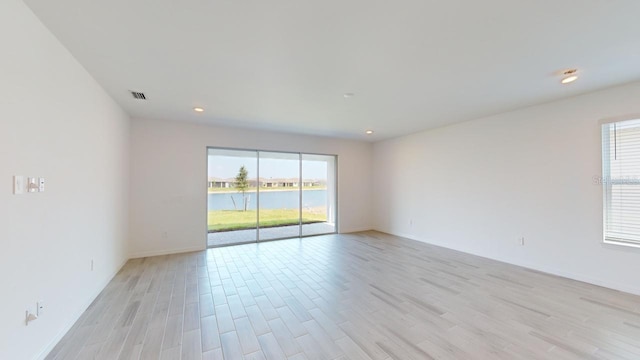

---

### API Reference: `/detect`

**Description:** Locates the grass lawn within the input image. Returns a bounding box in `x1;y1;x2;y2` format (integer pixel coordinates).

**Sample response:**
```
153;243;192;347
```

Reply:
208;208;327;232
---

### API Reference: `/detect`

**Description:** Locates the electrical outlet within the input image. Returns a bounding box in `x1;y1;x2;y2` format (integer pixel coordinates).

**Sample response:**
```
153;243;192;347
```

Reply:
162;231;168;239
519;237;525;246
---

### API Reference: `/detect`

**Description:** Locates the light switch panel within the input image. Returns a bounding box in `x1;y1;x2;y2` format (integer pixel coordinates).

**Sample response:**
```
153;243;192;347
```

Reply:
13;176;25;195
28;177;37;193
38;178;45;192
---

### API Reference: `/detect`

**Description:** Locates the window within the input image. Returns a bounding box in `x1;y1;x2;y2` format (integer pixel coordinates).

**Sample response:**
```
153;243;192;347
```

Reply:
602;118;640;247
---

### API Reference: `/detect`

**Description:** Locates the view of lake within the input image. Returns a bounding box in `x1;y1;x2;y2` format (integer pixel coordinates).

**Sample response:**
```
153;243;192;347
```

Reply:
207;189;328;211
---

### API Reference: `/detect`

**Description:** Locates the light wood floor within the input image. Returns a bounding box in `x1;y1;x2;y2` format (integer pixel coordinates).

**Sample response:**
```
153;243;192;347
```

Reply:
46;231;640;360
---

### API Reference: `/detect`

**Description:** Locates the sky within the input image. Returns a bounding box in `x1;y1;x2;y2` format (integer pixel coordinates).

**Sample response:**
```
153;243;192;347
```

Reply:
208;155;329;179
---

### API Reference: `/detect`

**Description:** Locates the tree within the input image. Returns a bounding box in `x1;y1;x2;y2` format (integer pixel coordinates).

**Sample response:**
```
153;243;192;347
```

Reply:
235;165;250;211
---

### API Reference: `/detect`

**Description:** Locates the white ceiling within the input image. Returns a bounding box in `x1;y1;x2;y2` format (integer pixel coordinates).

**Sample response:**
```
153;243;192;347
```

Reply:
24;0;640;141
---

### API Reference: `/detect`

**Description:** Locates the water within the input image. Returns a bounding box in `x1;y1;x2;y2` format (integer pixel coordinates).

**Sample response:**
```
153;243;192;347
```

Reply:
208;189;327;211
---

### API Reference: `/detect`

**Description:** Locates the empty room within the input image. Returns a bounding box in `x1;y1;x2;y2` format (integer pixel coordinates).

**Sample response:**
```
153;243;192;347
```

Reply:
2;0;640;359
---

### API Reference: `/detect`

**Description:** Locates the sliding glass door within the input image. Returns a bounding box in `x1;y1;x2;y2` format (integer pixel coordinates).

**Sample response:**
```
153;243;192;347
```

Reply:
207;148;337;247
207;149;258;247
258;152;301;241
302;154;336;236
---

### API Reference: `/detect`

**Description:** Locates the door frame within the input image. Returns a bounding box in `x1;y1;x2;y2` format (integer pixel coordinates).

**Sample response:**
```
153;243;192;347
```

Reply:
205;146;339;248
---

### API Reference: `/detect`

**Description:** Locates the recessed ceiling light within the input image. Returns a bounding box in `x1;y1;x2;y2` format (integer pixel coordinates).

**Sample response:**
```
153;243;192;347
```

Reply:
561;69;578;84
193;107;204;112
561;75;578;84
365;130;374;135
343;93;355;98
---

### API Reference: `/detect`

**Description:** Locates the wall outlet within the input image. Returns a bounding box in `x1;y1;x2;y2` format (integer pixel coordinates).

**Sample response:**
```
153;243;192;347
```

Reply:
519;237;525;246
162;231;168;239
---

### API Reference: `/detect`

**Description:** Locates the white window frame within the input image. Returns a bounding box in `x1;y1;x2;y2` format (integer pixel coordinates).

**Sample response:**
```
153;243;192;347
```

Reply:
601;116;640;248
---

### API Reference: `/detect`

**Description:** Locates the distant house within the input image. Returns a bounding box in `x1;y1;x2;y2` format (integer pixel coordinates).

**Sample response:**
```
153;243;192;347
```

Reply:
259;178;322;188
208;177;235;188
276;178;299;187
259;179;276;188
209;177;326;189
302;180;322;187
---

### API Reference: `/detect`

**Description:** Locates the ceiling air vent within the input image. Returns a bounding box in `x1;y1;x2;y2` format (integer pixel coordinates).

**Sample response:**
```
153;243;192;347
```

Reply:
130;91;146;100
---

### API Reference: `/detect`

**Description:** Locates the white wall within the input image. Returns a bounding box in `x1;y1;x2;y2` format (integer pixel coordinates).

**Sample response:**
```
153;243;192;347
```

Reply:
129;118;372;257
0;1;130;359
373;81;640;295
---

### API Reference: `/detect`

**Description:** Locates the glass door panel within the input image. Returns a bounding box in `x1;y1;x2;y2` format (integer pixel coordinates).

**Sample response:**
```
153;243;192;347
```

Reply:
207;149;258;246
302;154;337;236
258;152;301;241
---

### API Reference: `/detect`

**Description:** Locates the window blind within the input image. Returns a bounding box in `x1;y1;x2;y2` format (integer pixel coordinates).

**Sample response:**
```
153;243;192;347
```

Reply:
602;118;640;245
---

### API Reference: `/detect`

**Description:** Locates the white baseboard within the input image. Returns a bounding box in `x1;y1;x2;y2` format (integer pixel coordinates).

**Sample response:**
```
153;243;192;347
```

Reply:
129;245;205;259
36;257;129;360
374;229;640;297
340;226;373;234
